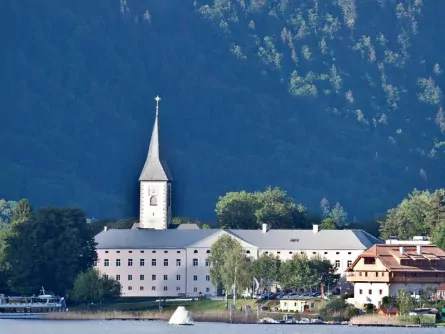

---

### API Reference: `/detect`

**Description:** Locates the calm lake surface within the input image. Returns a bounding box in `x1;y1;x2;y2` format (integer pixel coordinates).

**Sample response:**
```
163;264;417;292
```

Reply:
1;320;443;333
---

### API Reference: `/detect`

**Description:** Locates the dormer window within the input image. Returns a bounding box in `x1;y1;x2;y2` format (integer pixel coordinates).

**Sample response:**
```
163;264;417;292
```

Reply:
364;257;376;265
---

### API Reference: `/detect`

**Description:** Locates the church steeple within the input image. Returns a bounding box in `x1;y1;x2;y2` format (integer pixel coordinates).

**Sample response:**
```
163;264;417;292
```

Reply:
139;95;172;181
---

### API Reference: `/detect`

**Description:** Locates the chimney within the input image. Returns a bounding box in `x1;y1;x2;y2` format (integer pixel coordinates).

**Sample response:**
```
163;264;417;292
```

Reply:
313;224;319;233
262;223;268;234
104;226;108;232
417;245;422;255
399;246;405;254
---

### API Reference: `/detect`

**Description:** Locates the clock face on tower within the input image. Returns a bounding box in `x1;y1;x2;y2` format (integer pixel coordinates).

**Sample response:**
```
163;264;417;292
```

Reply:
149;186;158;196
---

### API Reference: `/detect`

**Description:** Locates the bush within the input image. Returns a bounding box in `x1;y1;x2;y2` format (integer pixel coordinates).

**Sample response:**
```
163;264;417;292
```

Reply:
71;267;121;304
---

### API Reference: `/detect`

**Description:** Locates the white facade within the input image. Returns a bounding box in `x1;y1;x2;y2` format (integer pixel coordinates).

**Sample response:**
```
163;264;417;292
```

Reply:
96;228;375;297
139;181;171;229
353;282;442;307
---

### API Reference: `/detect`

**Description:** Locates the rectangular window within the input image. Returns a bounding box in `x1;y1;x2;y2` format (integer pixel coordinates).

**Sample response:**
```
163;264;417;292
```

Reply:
347;260;352;267
140;274;145;281
104;259;109;267
151;259;157;266
193;287;198;293
128;286;132;291
128;275;132;281
176;259;181;266
128;259;133;266
152;274;156;281
164;259;168;266
368;289;372;295
116;275;120;281
152;286;156;291
193;275;198;281
359;289;363;295
205;260;210;267
116;259;121;267
193;258;198;266
140;286;144;291
176;275;181;281
164;275;168;281
103;274;108;279
164;286;168;291
93;261;98;266
176;287;180;291
206;287;210;292
379;289;383;295
140;259;145;266
364;258;376;265
335;260;340;268
206;275;210;282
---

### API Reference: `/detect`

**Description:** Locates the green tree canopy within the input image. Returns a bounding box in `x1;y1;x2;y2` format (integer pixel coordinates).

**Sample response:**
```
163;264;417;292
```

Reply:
379;189;445;240
208;234;251;304
0;199;18;230
216;187;308;229
3;206;97;295
250;253;280;291
71;267;121;303
320;217;338;230
279;254;338;291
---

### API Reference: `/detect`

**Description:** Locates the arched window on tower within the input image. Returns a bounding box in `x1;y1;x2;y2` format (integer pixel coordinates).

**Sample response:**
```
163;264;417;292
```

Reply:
150;196;158;206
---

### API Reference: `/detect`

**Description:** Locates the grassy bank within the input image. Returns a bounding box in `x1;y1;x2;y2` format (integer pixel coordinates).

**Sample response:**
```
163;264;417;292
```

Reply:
349;314;437;327
71;298;278;313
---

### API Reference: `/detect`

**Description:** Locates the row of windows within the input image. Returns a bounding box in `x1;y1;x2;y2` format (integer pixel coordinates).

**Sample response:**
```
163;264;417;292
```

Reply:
115;274;210;282
126;286;210;293
359;289;383;295
103;258;210;267
264;251;353;256
104;250;210;254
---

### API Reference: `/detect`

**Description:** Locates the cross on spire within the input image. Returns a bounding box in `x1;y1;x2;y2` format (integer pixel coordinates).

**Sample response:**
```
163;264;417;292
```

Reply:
155;95;161;116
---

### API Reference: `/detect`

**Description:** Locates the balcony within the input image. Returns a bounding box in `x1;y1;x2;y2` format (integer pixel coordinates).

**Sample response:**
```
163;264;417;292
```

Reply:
346;272;390;283
390;276;443;284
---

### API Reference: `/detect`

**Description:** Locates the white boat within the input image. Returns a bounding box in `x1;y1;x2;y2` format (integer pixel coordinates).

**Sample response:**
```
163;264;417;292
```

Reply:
0;287;65;319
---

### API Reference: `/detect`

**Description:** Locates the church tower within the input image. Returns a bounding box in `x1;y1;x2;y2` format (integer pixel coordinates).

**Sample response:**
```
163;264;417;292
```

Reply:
139;96;172;230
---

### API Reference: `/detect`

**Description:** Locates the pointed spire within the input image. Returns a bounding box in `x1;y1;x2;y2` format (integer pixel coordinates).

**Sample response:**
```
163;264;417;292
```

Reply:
139;96;172;181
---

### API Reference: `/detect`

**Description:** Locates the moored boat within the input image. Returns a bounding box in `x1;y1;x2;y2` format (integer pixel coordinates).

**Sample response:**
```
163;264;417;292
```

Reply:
0;287;65;319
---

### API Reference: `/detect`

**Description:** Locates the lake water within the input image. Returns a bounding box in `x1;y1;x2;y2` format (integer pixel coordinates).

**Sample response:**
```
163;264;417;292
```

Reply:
1;320;443;333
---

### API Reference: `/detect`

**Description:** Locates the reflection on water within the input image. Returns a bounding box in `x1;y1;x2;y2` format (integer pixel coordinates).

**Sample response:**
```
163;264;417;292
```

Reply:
1;320;443;334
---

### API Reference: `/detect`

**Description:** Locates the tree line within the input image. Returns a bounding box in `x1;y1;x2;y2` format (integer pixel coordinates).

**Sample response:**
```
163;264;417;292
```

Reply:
0;185;444;300
0;199;120;302
208;234;339;305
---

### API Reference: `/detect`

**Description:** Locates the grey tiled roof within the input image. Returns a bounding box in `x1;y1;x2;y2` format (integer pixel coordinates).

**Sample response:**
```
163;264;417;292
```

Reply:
230;229;383;250
95;229;219;249
95;228;383;250
139;112;172;181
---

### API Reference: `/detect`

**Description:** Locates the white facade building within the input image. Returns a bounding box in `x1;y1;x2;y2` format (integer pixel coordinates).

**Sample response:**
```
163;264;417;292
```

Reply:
95;226;382;297
95;95;383;297
346;244;445;308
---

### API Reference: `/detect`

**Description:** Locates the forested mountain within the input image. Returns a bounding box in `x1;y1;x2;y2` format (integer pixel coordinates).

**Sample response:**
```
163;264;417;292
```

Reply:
2;0;445;223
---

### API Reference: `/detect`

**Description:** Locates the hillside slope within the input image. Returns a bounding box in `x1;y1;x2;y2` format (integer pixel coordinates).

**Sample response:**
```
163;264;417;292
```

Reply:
1;0;445;222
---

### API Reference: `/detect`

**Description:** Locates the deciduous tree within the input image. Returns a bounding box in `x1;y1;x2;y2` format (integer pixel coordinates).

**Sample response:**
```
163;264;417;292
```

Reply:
208;234;251;305
3;206;97;295
71;267;121;303
250;253;280;291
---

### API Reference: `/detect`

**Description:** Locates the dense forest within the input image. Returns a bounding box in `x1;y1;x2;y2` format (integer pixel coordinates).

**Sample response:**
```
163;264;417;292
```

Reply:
2;0;445;223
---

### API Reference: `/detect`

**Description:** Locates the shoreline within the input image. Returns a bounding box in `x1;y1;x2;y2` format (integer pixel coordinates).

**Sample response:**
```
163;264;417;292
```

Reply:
1;311;437;328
